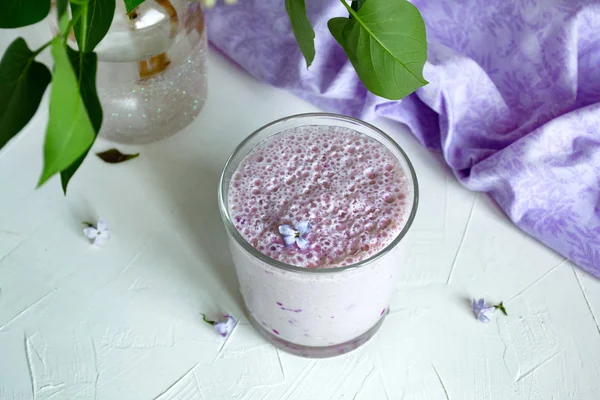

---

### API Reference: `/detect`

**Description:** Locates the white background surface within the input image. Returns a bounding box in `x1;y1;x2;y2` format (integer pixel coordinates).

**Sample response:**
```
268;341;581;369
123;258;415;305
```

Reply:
1;25;600;400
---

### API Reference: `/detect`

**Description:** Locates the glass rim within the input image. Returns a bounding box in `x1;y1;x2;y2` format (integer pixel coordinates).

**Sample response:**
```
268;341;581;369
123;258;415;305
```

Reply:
218;112;419;274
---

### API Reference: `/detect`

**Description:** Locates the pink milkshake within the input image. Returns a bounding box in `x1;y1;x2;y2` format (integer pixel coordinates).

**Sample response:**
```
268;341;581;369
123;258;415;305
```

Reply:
219;114;418;357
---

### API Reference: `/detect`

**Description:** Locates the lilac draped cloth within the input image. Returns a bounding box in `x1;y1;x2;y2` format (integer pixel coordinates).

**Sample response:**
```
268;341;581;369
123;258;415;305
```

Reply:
207;0;600;277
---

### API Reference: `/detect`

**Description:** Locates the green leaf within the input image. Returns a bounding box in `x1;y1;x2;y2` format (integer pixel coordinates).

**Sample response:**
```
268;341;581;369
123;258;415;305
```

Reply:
285;0;316;68
0;38;51;150
60;48;102;193
96;149;139;163
328;0;428;100
0;0;51;28
65;48;102;136
71;0;116;52
39;37;95;187
123;0;145;14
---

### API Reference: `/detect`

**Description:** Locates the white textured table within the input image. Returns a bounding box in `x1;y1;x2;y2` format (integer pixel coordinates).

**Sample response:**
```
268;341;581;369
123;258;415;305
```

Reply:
1;27;600;400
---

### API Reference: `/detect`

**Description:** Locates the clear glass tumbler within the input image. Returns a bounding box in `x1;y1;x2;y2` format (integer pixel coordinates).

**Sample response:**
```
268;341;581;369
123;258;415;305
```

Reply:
218;113;419;358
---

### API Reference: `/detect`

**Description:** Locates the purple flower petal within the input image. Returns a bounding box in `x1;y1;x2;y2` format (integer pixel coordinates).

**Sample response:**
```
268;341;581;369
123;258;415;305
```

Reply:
83;227;99;239
279;224;296;236
214;322;229;337
477;313;490;323
97;218;108;232
477;298;485;309
282;234;296;247
296;220;310;236
296;237;309;249
93;234;109;246
213;315;236;338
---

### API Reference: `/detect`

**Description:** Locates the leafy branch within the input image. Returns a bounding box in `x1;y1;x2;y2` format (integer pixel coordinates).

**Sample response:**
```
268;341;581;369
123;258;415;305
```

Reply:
0;0;113;193
0;0;429;194
286;0;428;100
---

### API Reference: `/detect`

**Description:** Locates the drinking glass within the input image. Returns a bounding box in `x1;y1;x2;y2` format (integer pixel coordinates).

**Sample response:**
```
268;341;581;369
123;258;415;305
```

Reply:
218;113;419;358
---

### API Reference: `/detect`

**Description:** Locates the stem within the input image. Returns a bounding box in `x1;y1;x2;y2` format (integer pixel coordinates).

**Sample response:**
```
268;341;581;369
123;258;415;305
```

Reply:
32;40;53;57
200;313;215;326
62;6;85;45
338;0;355;15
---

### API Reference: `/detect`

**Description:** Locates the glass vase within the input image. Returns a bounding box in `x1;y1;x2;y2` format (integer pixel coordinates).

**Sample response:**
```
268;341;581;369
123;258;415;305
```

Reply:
52;0;208;144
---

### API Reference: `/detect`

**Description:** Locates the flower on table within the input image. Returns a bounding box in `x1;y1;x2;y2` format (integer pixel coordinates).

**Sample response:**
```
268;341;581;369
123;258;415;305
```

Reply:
201;313;236;338
83;218;110;246
279;220;310;249
472;298;508;323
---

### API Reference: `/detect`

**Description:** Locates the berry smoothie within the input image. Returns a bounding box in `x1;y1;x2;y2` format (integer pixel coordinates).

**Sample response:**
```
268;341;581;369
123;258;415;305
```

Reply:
219;114;417;356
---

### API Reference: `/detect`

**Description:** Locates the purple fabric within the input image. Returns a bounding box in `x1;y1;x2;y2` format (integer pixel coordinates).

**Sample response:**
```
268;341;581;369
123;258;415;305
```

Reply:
207;0;600;277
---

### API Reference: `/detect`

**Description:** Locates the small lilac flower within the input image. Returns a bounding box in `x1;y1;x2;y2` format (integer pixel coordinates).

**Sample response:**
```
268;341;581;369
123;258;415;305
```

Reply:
83;218;110;246
472;298;495;323
279;220;310;249
201;313;236;338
